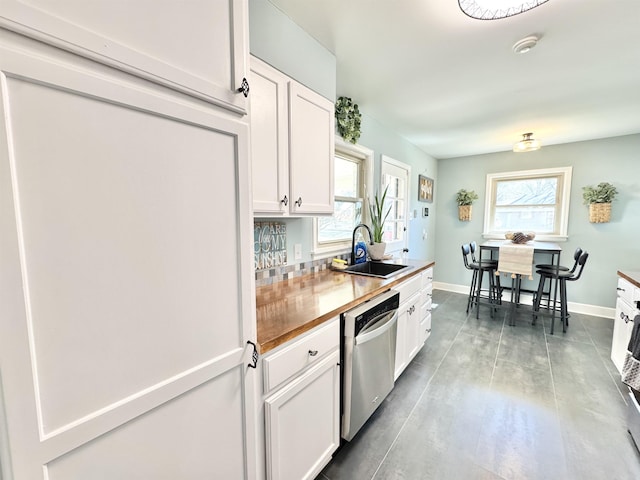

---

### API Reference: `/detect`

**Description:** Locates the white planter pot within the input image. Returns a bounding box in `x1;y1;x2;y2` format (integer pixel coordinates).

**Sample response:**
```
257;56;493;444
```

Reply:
368;242;386;260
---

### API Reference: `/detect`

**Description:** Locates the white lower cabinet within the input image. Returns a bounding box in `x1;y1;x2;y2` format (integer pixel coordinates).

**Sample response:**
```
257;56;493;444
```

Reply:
263;318;340;480
394;274;423;380
393;267;434;380
421;267;434;343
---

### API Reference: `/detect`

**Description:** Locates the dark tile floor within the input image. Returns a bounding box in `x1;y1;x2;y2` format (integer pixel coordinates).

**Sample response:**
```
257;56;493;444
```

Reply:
317;290;640;480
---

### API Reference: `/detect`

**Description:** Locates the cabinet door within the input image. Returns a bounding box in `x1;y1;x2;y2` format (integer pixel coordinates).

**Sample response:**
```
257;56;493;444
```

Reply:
250;57;289;214
0;44;256;479
394;293;422;380
0;0;249;112
265;351;340;480
405;293;423;363
394;308;408;381
612;297;635;373
288;82;335;215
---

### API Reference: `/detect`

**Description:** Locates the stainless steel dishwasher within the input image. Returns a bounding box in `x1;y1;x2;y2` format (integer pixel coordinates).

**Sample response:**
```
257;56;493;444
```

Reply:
342;290;399;441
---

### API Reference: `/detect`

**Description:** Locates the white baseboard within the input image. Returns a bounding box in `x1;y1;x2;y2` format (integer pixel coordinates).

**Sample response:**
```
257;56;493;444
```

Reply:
433;281;615;319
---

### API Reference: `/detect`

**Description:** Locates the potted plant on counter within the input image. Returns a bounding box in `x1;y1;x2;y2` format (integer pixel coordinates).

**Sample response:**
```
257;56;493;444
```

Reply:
456;189;478;221
582;181;618;223
368;186;391;260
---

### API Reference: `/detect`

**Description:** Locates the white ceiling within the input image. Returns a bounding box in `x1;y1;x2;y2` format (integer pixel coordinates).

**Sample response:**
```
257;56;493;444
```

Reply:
268;0;640;159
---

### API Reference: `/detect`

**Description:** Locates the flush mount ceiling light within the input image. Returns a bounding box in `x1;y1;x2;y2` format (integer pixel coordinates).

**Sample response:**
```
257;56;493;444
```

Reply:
458;0;549;20
513;132;541;152
513;35;539;54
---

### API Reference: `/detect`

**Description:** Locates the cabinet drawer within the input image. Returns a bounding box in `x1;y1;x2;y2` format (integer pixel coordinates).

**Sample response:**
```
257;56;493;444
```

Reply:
421;290;433;309
421;268;433;290
264;317;339;393
617;277;634;305
420;307;432;342
394;274;422;303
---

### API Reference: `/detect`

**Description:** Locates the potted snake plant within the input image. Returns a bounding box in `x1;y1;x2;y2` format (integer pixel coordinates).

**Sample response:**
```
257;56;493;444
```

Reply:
368;186;391;260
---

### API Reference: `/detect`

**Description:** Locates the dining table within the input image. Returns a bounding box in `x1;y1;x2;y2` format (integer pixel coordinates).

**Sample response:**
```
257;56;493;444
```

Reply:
479;239;563;325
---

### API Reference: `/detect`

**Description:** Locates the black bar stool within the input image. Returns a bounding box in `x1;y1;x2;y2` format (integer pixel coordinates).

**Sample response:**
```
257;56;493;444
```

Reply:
533;251;589;334
534;247;583;311
461;243;500;318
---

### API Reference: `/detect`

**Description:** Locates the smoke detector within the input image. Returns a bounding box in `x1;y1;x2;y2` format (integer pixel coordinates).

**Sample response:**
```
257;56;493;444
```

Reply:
513;35;539;54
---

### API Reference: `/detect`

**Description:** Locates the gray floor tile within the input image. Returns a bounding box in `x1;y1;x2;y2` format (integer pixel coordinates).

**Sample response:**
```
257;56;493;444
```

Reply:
317;291;640;480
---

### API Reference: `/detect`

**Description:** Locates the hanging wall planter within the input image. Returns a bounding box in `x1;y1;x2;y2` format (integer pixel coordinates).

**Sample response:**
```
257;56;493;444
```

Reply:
582;182;618;223
335;96;362;144
456;189;478;221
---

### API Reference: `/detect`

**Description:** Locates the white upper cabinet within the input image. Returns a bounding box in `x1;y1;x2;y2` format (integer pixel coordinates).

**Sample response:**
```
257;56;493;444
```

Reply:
250;56;290;213
250;56;335;216
0;0;249;114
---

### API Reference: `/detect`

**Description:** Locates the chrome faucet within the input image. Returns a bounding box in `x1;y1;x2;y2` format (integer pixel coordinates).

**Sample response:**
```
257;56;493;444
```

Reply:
351;224;374;265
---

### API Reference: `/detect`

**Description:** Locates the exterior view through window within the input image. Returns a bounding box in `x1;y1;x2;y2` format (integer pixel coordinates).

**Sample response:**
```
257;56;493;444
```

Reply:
484;167;572;240
317;153;363;245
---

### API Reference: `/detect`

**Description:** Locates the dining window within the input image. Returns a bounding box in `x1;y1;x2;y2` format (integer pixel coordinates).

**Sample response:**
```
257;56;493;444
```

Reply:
483;167;572;241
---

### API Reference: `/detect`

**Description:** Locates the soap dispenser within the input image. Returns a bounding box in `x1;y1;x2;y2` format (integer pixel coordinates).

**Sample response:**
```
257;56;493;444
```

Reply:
354;232;367;264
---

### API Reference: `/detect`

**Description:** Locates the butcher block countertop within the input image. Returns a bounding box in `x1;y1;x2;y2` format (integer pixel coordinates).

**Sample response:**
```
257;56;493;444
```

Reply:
618;271;640;288
256;259;435;353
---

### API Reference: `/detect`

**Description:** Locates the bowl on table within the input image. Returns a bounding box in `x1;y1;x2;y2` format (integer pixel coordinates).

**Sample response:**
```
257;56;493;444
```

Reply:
505;231;535;244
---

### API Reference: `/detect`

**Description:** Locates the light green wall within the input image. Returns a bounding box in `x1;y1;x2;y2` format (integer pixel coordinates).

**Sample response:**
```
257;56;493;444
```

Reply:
434;133;640;309
249;0;437;264
358;113;437;261
249;0;336;100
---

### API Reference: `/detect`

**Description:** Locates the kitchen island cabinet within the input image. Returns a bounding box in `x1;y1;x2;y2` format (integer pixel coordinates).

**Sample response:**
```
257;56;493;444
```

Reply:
250;56;334;216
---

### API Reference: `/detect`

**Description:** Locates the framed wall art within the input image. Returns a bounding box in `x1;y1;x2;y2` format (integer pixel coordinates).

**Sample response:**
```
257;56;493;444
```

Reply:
418;175;434;203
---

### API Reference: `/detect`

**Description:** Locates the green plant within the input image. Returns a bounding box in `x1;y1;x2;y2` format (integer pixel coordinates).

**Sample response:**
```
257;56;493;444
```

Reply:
455;189;479;206
368;186;391;243
582;182;618;204
335;96;361;143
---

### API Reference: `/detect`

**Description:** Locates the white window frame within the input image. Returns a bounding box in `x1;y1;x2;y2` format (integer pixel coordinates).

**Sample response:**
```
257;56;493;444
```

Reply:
380;155;411;255
311;138;374;258
483;166;573;242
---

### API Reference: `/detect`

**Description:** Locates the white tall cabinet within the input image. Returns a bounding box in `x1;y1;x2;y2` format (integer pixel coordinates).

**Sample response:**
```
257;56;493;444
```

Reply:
0;2;257;479
250;56;335;216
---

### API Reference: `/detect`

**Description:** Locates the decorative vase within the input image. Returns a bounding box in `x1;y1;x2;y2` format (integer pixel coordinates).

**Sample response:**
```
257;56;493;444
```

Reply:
368;242;386;260
458;205;472;221
589;203;611;223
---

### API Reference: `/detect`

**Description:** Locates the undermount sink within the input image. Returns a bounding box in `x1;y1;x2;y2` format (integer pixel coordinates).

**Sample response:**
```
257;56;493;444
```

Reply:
343;261;413;279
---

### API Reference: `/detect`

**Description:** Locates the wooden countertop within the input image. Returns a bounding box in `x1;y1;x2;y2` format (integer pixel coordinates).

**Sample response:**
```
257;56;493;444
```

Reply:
618;271;640;289
256;259;435;353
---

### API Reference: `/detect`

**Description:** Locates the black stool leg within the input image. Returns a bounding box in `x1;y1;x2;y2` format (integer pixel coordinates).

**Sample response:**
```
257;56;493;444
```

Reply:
476;268;484;319
560;278;568;333
467;269;477;314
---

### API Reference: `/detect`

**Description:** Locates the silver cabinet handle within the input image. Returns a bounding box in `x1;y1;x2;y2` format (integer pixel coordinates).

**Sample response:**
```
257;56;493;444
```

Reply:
294;197;303;207
281;195;288;206
308;349;318;356
617;287;625;291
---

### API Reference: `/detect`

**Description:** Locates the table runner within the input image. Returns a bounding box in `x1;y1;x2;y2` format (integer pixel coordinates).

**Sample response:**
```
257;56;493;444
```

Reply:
496;242;534;278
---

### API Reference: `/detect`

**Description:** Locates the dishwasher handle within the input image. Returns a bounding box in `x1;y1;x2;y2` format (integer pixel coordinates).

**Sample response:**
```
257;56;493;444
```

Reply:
355;311;398;345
